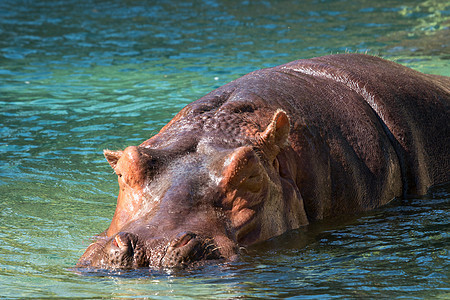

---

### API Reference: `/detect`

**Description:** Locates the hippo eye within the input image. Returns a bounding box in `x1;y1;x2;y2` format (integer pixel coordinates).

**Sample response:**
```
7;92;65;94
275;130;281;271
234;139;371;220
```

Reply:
223;146;264;193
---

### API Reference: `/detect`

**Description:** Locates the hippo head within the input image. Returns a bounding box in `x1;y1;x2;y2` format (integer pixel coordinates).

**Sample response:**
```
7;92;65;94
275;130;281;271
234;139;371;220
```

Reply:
77;110;309;269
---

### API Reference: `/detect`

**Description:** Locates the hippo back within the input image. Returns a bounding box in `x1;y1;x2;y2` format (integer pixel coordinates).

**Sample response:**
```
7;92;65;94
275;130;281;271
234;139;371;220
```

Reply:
281;54;449;195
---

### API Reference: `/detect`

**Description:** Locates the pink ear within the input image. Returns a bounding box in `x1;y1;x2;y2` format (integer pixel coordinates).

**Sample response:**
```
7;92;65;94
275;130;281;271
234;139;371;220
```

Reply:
260;110;290;150
103;149;123;169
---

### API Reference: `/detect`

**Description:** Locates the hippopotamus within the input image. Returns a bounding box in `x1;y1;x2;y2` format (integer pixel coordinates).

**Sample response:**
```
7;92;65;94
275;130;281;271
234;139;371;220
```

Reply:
77;54;449;269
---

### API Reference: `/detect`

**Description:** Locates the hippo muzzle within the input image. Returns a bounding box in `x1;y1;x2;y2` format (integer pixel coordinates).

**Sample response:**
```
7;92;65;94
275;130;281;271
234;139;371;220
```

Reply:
77;231;224;269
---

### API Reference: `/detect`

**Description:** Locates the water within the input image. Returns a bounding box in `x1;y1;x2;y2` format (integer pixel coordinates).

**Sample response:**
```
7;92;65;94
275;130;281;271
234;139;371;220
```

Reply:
1;0;449;298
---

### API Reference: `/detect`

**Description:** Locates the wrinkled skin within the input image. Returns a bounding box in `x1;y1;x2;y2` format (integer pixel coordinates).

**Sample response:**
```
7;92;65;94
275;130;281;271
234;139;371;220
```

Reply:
77;54;449;270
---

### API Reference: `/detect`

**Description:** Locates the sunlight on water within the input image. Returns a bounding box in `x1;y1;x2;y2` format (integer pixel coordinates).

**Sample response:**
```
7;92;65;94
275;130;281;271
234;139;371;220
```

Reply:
0;0;449;298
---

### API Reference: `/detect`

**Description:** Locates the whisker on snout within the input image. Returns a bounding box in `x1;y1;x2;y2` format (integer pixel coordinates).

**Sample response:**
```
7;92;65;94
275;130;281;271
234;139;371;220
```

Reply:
209;246;223;253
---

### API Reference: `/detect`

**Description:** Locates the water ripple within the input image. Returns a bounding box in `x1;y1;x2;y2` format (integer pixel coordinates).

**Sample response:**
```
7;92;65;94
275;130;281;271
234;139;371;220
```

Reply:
0;0;449;298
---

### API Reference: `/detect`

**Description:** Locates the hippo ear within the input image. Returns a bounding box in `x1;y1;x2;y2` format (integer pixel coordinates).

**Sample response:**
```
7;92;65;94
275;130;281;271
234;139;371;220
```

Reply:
259;110;290;153
104;149;123;169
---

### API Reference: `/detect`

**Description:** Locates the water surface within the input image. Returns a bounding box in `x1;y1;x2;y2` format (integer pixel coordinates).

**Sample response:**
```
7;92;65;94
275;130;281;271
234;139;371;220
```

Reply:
1;0;449;298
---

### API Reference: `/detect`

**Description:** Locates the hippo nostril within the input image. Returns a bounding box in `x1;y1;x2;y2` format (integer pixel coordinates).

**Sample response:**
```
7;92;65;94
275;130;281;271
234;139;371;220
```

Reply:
170;232;197;248
113;234;126;250
161;232;223;268
112;232;136;252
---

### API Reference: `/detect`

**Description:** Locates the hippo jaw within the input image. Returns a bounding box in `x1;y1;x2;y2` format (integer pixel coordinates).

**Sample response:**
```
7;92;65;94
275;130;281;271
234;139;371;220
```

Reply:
77;110;309;269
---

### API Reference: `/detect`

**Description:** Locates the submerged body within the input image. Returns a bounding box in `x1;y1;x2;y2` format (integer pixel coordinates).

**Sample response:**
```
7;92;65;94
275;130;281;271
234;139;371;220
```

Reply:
77;54;449;269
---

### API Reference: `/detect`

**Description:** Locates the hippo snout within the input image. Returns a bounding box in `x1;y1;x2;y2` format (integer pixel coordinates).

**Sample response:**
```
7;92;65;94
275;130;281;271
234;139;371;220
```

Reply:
108;232;138;267
77;232;149;269
161;232;222;268
77;231;226;269
100;232;147;269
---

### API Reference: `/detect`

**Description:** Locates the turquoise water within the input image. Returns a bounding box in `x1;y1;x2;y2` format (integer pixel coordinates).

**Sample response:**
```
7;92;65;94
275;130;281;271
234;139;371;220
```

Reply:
1;0;449;298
